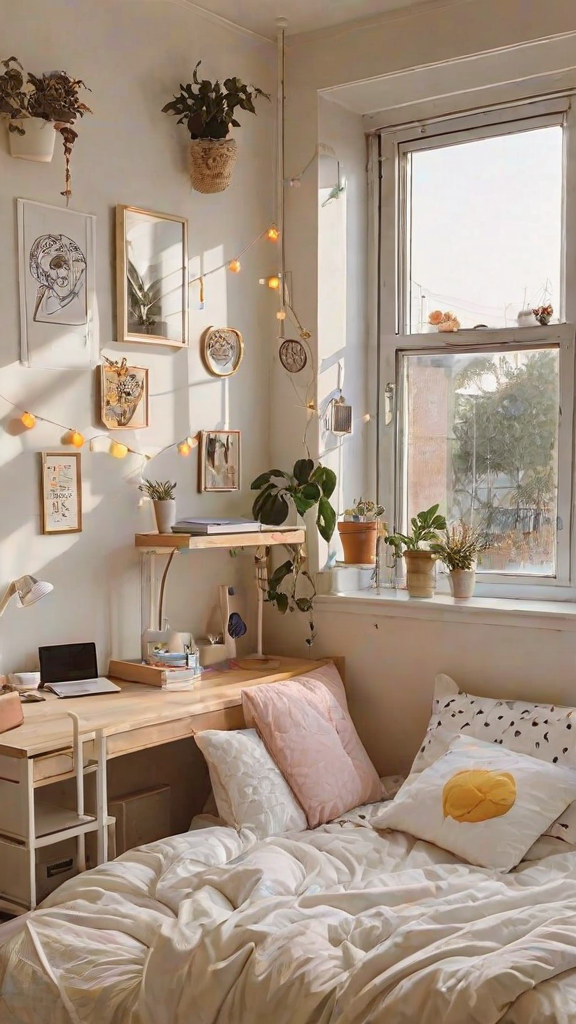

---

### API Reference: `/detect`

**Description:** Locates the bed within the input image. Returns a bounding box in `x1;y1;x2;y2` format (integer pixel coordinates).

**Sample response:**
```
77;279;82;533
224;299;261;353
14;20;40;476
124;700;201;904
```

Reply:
2;796;576;1024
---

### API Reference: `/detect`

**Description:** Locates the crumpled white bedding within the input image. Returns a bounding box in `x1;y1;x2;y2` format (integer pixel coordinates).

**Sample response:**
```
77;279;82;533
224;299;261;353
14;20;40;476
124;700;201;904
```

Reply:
2;799;576;1024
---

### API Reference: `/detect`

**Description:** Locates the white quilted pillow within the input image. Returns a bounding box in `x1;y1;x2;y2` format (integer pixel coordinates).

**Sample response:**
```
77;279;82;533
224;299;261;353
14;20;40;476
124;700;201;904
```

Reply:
195;729;307;838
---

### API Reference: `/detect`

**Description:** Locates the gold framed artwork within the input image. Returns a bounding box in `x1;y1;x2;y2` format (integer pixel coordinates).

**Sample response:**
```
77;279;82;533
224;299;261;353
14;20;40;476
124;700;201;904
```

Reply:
198;430;241;492
116;205;188;348
40;451;82;534
100;358;149;429
201;326;244;377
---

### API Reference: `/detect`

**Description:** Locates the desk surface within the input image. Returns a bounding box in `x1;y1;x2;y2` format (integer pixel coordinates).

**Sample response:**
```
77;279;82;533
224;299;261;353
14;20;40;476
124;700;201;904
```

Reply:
0;657;327;760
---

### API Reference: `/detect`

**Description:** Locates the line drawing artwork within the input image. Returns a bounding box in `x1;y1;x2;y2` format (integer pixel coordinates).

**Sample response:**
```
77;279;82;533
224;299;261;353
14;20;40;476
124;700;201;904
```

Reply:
29;232;87;325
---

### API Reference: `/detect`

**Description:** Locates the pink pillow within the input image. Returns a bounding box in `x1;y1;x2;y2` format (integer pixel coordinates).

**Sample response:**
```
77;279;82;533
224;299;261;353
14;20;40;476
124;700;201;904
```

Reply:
242;664;382;828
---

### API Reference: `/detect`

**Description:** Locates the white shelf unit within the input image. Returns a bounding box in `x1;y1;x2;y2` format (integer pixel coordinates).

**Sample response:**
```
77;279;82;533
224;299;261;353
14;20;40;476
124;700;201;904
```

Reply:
0;713;111;914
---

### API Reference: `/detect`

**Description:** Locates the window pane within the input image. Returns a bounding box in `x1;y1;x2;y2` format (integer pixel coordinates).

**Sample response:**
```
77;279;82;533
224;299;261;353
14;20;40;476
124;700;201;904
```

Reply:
402;346;559;576
407;126;563;333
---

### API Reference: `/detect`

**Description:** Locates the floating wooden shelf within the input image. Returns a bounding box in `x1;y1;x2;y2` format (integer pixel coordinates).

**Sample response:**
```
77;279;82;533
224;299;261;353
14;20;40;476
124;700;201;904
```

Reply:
135;529;305;552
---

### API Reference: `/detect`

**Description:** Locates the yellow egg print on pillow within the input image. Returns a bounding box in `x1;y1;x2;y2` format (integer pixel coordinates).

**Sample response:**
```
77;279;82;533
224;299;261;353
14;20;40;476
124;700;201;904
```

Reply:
442;768;516;823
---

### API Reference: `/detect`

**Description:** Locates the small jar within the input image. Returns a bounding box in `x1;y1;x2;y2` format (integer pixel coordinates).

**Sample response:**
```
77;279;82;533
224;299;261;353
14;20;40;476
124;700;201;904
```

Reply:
517;309;537;328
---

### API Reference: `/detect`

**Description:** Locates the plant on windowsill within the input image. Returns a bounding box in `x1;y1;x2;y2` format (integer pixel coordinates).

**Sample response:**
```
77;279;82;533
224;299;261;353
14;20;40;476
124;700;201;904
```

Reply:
162;61;270;194
338;498;387;565
251;459;337;646
431;522;485;599
139;480;177;534
385;505;447;598
0;57;91;201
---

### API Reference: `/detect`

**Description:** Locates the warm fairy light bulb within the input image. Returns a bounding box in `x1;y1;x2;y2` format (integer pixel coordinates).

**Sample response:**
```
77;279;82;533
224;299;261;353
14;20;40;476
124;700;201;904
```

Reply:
69;431;85;448
178;441;191;456
110;440;128;459
228;260;241;274
267;276;281;290
276;310;286;321
21;411;36;429
267;226;280;242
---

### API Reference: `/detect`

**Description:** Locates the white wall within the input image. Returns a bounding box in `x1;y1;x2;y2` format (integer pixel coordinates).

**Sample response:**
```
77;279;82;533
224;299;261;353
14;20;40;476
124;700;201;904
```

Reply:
0;0;275;672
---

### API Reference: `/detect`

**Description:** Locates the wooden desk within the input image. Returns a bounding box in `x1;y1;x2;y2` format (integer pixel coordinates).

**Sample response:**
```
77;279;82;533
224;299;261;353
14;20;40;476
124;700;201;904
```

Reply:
0;656;330;913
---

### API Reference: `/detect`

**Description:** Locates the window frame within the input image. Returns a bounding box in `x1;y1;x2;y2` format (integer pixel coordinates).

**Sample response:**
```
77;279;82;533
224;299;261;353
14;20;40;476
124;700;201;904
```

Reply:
376;95;576;598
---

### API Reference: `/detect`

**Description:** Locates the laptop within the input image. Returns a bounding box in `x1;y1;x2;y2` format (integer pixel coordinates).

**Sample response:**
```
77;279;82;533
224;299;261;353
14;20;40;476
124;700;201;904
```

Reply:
38;642;121;698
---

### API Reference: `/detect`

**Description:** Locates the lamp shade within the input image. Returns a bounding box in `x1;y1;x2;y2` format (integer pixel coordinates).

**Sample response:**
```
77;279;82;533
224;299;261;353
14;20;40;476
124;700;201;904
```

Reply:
15;576;54;608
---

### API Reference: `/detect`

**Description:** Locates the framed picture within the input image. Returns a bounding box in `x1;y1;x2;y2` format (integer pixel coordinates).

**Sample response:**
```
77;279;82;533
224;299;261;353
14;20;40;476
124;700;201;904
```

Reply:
201;326;244;377
199;430;241;492
17;199;96;369
116;205;188;348
100;358;149;429
40;452;82;534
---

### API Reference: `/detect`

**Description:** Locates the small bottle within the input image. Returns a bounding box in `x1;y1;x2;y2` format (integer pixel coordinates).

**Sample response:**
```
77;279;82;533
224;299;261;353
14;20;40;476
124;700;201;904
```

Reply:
186;635;200;676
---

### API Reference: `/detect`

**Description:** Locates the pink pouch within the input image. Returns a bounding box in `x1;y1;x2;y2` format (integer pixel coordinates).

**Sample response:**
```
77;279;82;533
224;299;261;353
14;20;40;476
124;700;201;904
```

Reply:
0;692;23;733
242;663;382;828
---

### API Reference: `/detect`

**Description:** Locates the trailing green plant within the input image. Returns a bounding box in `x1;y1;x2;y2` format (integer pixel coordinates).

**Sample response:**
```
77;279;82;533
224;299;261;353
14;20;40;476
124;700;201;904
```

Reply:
342;497;385;521
139;480;176;501
385;504;447;556
251;459;337;646
0;57;91;201
162;61;270;140
431;522;485;571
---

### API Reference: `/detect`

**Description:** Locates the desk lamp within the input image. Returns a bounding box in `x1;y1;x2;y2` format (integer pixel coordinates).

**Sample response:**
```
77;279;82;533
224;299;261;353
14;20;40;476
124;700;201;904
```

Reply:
0;575;54;617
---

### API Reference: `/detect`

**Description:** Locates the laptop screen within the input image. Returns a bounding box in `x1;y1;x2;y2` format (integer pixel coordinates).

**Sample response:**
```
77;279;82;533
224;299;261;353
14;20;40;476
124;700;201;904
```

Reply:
39;643;99;684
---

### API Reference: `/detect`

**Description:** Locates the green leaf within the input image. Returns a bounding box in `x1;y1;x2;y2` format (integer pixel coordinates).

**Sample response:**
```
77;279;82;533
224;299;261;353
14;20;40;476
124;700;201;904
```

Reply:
311;465;337;499
295;598;312;612
317;496;336;542
263;492;290;526
275;593;289;614
252;482;277;521
269;560;293;588
293;458;314;485
251;469;290;489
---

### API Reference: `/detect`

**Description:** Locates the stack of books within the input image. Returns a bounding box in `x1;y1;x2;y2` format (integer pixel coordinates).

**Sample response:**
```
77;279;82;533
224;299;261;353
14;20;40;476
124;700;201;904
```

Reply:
171;517;264;535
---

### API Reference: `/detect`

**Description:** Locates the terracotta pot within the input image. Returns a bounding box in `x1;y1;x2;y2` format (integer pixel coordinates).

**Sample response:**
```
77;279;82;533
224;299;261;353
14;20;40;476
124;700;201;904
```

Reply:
403;550;437;598
448;568;476;599
8;118;56;162
189;137;238;193
338;520;379;565
153;499;176;533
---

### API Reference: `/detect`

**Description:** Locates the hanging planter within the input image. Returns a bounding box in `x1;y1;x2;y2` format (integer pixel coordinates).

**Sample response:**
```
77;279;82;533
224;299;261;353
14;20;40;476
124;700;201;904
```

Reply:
162;61;269;195
8;116;55;162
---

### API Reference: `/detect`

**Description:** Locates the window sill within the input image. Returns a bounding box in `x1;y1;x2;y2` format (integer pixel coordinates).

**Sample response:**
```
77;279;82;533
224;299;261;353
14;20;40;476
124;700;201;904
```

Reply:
315;589;576;632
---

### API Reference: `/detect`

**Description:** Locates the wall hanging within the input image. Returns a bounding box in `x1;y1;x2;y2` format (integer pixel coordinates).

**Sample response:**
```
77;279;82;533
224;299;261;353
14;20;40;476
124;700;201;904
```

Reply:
40;451;82;534
161;61;270;194
100;357;149;430
201;326;243;377
279;338;307;374
0;57;91;201
18;199;96;369
116;205;188;348
199;430;241;492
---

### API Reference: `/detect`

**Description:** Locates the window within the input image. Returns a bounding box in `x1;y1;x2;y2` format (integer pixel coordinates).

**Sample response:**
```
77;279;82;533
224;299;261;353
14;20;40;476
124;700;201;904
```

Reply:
377;98;576;592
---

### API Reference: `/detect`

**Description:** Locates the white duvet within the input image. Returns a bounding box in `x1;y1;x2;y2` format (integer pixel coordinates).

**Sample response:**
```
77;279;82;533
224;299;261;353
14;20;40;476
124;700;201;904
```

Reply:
2;802;576;1024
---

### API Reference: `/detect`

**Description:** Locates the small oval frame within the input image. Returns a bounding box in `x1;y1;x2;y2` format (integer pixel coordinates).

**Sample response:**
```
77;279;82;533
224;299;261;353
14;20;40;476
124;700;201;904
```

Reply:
201;326;244;378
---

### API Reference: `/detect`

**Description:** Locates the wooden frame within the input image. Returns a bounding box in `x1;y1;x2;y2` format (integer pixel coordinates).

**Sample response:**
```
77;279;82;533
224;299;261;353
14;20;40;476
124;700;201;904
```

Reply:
201;326;244;377
198;430;241;492
99;360;149;430
40;451;82;535
115;205;188;348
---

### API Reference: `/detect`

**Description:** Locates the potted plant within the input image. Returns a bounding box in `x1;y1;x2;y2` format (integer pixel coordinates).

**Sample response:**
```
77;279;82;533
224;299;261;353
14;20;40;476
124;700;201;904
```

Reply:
139;480;177;534
162;61;270;194
251;459;336;646
0;57;91;200
428;310;461;333
431;522;484;599
338;498;386;565
385;504;447;598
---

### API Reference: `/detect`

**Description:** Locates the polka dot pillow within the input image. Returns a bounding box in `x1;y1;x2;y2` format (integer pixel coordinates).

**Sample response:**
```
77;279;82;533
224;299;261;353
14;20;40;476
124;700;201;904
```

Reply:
412;674;576;843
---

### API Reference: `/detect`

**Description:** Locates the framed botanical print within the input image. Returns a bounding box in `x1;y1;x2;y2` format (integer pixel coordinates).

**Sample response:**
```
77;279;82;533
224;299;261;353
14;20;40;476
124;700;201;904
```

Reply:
18;199;96;369
116;205;188;348
40;452;82;534
201;326;244;377
100;358;149;429
199;430;241;492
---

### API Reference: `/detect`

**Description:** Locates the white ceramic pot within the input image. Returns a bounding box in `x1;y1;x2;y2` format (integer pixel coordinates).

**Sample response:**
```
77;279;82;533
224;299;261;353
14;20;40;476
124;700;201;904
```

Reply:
517;309;537;328
403;550;437;598
8;118;56;162
153;499;176;534
449;568;476;599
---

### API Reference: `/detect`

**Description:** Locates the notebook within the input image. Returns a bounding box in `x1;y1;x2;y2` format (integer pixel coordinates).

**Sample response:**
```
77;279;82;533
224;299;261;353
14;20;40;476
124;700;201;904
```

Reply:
38;642;121;698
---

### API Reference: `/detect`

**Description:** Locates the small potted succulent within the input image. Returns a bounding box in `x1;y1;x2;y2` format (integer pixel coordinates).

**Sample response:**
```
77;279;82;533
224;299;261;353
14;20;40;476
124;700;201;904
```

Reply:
385;504;447;598
0;57;91;200
338;498;386;565
432;522;485;599
532;304;553;326
162;61;270;194
139;480;177;534
428;310;461;332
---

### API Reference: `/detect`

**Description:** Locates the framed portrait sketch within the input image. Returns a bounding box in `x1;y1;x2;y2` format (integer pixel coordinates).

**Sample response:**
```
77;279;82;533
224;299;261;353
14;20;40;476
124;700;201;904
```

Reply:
40;452;82;534
201;326;244;377
18;199;96;369
116;205;188;348
100;357;149;429
199;430;241;492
